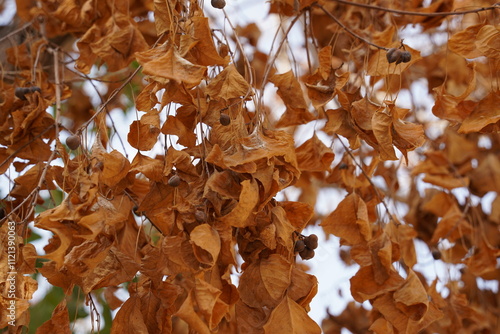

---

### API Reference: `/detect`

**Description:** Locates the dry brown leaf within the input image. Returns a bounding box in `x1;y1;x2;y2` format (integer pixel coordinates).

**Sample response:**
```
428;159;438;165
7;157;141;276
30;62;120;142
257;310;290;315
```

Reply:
278;201;314;232
161;115;197;147
136;46;207;87
193;278;230;330
350;265;405;302
431;204;472;244
448;24;484;59
76;13;148;73
130;152;164;182
219;178;260;228
111;296;149;334
432;63;476;122
206;64;252;101
190;224;221;267
321;193;372;245
271;71;316;127
239;254;292;308
475;25;500;59
393;270;429;321
287;267;318;308
458;91;500;133
372;110;398;160
295;134;335;172
187;17;229;66
35;300;71;334
262;296;321;334
128;109;161;151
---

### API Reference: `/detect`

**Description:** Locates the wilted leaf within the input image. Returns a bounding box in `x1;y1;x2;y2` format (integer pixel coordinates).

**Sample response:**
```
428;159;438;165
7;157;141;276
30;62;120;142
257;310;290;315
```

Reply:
262;296;321;334
372;110;398;160
458;92;500;133
190;224;221;266
128;109;161;151
393;270;429;321
219;178;260;228
161;115;197;147
321;193;372;245
76;13;148;73
350;265;405;302
475;25;500;59
206;64;252;101
36;300;71;334
448;24;484;59
136;46;207;87
295;134;335;172
111;296;149;334
271;71;316;127
176;290;211;334
239;254;292;308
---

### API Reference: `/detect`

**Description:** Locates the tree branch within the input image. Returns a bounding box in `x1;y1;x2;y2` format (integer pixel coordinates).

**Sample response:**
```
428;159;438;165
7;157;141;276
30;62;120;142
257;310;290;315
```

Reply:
314;3;388;50
332;0;499;17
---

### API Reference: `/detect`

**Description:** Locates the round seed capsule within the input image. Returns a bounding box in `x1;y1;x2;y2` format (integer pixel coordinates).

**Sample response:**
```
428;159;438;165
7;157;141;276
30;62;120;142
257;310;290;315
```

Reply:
66;135;81;150
168;175;181;187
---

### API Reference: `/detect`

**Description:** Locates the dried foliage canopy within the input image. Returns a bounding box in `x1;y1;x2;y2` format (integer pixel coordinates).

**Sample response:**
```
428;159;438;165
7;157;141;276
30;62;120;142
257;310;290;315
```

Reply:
1;0;500;332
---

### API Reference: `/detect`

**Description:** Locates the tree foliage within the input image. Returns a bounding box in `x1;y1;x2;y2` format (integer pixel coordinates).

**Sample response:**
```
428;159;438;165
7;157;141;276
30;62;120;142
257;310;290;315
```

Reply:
1;0;500;332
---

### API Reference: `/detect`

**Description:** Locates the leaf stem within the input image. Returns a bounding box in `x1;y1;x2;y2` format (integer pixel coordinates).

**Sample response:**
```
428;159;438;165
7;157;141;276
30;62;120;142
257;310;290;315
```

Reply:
335;135;396;224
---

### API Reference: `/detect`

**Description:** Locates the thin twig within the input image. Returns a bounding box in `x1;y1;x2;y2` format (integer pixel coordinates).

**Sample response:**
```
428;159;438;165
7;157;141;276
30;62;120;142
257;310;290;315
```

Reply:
258;13;303;115
77;65;142;134
332;0;500;17
0;22;33;43
314;3;388;50
335;134;396;224
77;33;165;134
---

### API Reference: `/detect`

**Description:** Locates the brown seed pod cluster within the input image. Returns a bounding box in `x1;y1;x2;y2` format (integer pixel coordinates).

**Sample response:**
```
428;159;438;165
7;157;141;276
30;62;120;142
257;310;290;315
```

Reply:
211;0;226;9
15;86;41;100
65;135;81;150
386;48;411;65
295;234;318;260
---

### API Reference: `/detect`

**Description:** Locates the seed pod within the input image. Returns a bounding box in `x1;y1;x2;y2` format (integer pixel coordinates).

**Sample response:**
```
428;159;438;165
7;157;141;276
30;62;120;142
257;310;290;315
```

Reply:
195;210;207;222
211;0;226;9
304;234;318;250
219;113;231;126
66;135;81;150
431;249;441;260
294;239;306;253
400;50;412;63
15;87;31;101
168;175;181;187
299;248;315;260
15;86;41;100
385;48;403;64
